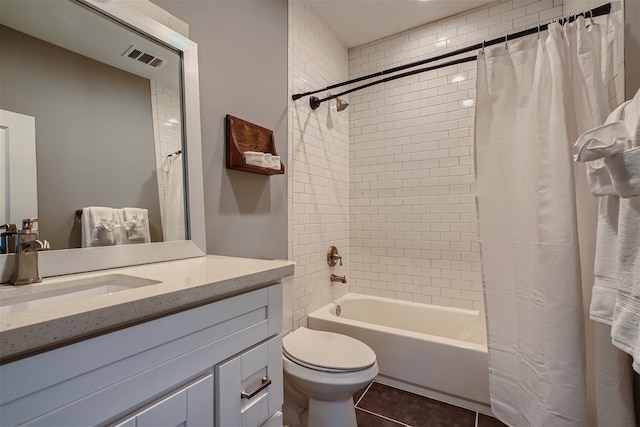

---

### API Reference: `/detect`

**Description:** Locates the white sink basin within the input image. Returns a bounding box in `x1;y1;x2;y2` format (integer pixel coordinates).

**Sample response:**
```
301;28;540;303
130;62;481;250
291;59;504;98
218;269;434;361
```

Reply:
0;274;161;316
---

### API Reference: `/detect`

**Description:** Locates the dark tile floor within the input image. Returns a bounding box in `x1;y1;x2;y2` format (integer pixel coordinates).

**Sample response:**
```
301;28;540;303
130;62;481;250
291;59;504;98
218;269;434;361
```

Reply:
354;382;507;427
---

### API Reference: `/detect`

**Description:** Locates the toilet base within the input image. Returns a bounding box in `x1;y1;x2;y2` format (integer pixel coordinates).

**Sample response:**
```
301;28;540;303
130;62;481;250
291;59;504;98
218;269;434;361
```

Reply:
307;396;357;427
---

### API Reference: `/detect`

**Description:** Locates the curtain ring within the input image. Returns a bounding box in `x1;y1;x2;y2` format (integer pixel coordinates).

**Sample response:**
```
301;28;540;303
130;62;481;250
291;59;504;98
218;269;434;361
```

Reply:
587;10;594;26
537;24;541;39
482;40;486;52
504;34;508;49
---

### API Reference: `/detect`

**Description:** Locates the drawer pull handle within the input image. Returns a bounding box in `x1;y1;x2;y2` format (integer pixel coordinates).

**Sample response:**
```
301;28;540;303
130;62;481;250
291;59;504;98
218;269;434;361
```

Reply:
241;376;272;399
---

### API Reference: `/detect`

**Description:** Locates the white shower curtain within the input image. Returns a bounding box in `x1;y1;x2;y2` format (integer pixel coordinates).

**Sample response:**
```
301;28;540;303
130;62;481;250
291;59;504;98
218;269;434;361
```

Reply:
475;19;608;426
162;152;185;241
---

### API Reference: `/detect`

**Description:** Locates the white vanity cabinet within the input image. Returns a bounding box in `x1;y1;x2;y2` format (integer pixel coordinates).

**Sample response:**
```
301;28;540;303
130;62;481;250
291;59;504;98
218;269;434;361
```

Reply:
0;283;284;427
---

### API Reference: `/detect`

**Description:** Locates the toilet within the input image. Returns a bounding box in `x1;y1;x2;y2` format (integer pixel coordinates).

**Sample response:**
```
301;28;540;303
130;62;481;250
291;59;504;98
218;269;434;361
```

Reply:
282;327;378;427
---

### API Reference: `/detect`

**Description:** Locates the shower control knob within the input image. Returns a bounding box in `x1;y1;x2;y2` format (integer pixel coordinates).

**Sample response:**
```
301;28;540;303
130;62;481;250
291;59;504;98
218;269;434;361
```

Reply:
327;246;343;267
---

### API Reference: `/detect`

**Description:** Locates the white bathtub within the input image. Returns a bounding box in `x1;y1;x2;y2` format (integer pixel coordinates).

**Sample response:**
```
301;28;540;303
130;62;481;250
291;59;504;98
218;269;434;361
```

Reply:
308;293;491;413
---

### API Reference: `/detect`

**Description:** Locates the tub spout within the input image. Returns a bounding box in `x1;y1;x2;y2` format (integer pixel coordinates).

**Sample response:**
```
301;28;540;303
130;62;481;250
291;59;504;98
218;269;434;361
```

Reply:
330;274;347;283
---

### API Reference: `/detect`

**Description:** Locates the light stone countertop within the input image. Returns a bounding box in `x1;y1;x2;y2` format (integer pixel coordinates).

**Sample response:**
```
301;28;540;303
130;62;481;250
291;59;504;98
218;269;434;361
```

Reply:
0;255;294;363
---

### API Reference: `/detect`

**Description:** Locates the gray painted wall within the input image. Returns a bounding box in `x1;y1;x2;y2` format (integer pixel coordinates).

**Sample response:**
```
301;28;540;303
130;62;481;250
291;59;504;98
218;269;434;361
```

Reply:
152;0;288;260
0;25;162;249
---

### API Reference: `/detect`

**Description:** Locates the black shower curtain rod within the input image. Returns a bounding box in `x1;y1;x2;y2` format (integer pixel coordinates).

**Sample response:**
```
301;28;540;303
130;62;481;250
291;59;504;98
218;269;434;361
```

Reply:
293;2;611;110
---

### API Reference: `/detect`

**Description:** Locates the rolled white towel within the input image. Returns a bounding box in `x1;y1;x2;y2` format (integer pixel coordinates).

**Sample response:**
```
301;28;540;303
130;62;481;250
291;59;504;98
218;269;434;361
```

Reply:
263;153;273;168
244;151;281;169
244;151;266;167
269;155;281;170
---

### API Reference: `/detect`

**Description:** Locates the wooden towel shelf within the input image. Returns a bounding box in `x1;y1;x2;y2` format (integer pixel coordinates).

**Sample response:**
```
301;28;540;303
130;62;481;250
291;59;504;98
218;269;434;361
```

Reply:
225;114;284;175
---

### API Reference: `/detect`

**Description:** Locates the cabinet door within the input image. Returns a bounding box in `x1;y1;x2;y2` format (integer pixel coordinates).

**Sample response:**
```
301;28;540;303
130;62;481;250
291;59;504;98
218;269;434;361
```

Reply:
136;389;187;427
216;336;283;427
186;374;215;425
260;411;283;427
114;374;213;427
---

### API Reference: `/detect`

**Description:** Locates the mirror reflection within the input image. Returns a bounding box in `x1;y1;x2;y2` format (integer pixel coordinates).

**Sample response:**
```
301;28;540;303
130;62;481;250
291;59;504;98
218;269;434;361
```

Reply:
0;0;186;251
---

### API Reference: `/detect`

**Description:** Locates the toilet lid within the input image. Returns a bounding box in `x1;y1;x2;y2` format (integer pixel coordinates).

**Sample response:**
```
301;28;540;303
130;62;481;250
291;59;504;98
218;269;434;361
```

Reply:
283;327;376;371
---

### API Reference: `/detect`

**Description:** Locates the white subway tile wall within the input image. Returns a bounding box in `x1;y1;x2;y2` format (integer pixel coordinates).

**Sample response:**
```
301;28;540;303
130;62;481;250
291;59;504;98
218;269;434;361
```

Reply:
151;81;182;231
347;0;623;310
289;0;625;324
289;0;351;329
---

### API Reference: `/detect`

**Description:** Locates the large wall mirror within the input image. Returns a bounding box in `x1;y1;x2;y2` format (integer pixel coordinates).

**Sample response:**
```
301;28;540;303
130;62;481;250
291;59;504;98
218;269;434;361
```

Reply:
0;0;205;282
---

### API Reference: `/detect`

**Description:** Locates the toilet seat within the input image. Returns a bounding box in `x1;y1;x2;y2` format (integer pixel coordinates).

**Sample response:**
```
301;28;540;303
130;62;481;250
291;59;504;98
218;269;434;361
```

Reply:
283;327;376;372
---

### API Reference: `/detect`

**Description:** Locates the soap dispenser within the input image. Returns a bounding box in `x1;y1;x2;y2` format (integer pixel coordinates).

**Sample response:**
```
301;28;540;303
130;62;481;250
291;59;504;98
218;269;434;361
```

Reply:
1;224;18;254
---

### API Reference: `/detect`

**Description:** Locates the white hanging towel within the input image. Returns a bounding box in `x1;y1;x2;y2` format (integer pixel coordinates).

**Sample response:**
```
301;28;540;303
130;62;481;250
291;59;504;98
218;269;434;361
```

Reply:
81;207;120;247
608;91;640;374
475;22;588;426
121;207;151;244
613;195;640;373
162;152;185;241
575;89;640;374
574;101;630;325
593;322;637;427
573;91;639;424
590;195;620;324
568;18;637;427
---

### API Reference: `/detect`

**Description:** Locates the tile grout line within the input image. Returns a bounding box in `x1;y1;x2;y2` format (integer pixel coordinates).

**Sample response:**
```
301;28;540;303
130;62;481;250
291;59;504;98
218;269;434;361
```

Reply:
355;407;412;427
354;380;375;407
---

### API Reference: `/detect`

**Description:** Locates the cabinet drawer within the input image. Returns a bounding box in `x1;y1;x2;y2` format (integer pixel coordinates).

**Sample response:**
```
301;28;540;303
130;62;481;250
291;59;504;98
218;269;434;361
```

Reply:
216;335;283;427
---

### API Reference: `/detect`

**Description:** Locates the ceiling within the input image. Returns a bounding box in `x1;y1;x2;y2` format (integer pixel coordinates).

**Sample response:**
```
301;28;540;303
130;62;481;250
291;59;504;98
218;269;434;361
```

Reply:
306;0;497;48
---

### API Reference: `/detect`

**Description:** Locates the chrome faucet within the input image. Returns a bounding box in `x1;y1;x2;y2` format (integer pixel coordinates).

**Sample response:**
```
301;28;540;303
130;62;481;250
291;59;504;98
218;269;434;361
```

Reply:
10;218;49;286
330;274;347;283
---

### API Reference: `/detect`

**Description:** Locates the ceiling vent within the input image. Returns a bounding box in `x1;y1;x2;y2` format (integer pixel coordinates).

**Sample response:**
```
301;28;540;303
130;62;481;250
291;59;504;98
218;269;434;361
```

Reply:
123;46;164;68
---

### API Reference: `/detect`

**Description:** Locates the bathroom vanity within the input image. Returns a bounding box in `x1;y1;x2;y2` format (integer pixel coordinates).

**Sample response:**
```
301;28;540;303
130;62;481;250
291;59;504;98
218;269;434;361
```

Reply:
0;255;294;426
0;1;294;425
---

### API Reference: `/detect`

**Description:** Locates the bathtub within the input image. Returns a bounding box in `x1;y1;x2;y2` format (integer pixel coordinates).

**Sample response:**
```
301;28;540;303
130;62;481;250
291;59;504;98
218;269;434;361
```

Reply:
308;293;491;413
